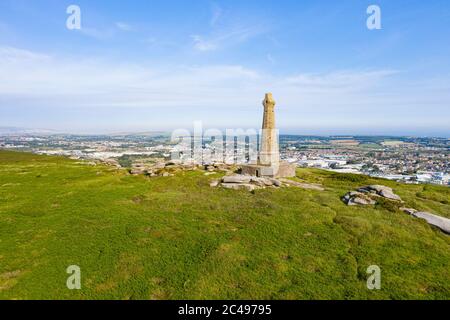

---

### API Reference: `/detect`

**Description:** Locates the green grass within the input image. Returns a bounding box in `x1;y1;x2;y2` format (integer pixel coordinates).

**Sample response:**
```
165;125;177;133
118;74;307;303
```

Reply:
0;150;449;300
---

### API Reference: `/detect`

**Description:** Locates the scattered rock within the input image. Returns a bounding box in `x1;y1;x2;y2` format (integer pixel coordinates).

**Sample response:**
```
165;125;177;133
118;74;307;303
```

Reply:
181;164;197;171
270;178;282;187
165;160;182;166
345;189;449;235
130;168;147;175
344;185;403;206
221;183;256;192
214;175;324;192
209;180;219;187
103;159;120;167
400;207;449;234
250;176;275;187
222;175;251;184
128;160;236;178
153;162;166;170
358;185;402;201
400;207;417;215
352;195;377;206
220;175;259;192
220;175;282;190
204;165;216;172
342;191;376;206
379;189;402;201
410;212;450;234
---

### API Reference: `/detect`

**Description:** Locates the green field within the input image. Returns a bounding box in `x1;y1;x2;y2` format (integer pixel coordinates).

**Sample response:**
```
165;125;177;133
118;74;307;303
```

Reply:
0;150;449;300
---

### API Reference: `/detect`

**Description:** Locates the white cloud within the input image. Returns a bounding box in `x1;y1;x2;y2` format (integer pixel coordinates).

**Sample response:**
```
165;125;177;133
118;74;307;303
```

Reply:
210;3;223;26
115;22;134;32
191;35;217;51
191;5;268;52
78;27;115;40
266;53;275;64
0;46;50;62
282;70;399;91
0;46;449;132
191;25;266;52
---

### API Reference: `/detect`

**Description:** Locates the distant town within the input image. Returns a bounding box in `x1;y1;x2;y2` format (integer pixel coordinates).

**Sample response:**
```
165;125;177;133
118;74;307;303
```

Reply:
1;131;449;186
280;135;449;185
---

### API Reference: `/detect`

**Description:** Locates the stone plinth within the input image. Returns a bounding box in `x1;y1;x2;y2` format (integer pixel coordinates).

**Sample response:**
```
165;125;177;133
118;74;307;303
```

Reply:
240;162;296;178
240;93;296;178
277;162;297;177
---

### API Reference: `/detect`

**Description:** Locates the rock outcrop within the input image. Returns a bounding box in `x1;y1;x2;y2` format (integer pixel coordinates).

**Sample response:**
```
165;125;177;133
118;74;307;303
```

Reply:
342;187;449;235
357;185;402;201
400;208;450;234
343;185;402;206
342;191;377;206
128;161;235;177
222;175;252;184
209;180;220;187
221;183;257;192
215;175;323;192
219;175;280;191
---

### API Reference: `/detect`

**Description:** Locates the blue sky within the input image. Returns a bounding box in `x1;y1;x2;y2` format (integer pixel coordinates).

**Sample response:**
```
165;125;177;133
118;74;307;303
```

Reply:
0;0;449;136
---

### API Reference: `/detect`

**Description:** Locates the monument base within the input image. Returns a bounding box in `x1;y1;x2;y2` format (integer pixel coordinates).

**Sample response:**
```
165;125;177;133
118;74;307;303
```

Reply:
240;161;296;178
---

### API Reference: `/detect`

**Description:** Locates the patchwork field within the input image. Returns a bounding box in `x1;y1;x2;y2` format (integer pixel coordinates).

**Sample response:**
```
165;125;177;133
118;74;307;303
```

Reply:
0;150;449;299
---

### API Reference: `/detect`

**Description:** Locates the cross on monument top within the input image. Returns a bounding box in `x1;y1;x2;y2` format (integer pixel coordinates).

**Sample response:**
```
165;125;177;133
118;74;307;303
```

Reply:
263;92;276;108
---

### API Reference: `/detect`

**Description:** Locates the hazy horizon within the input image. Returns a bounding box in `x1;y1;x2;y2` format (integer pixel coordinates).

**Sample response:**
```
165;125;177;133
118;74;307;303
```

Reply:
1;124;449;139
1;0;449;136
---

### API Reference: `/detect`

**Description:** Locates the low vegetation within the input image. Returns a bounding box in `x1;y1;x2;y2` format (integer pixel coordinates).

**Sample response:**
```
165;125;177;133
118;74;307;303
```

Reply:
0;151;449;299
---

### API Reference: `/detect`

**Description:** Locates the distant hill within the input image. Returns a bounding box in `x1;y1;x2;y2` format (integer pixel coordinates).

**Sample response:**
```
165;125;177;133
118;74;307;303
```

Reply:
108;131;171;137
0;127;171;137
0;126;59;135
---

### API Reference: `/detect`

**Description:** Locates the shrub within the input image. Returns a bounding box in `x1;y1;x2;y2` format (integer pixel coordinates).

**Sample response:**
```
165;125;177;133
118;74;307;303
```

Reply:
330;173;367;183
375;197;400;213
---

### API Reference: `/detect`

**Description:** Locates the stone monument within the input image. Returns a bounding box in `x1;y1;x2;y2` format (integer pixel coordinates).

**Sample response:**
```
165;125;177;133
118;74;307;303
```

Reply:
259;93;279;167
241;93;296;178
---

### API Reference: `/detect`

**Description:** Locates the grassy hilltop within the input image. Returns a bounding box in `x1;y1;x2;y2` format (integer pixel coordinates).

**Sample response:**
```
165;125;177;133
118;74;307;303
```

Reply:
0;150;449;300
